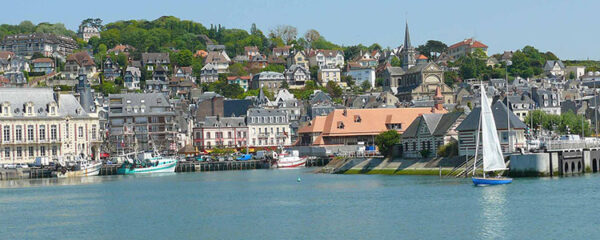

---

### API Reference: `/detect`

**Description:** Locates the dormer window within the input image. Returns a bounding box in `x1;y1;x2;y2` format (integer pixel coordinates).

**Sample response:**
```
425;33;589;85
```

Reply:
337;121;345;129
354;115;361;123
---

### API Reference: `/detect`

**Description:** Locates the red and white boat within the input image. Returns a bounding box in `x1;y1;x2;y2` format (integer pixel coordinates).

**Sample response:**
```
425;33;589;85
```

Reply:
273;150;307;169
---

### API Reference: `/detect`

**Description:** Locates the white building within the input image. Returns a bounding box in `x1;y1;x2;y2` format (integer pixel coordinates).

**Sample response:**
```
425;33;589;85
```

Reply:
247;109;291;148
193;116;248;150
0;88;101;164
317;67;341;85
308;49;344;69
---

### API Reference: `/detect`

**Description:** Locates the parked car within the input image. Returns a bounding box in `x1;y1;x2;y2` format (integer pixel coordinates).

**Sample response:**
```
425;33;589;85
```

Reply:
237;154;252;161
16;163;29;169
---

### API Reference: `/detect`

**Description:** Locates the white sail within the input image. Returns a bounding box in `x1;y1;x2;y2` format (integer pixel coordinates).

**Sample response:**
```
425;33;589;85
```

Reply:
480;87;507;172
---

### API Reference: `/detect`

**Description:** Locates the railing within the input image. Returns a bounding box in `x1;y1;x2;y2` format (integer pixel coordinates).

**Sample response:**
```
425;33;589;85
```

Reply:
544;140;600;151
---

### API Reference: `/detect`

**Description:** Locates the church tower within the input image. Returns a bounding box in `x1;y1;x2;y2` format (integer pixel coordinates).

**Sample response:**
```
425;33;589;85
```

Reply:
76;68;94;113
401;21;416;70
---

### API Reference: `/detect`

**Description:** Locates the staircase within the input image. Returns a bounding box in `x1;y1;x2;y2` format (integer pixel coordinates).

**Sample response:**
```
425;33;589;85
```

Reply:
445;156;482;178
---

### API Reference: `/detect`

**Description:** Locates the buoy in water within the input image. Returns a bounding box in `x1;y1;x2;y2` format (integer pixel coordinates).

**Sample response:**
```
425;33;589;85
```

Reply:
297;177;301;182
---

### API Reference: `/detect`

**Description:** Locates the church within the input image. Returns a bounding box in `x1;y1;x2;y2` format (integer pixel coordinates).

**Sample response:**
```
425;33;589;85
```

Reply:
385;22;454;105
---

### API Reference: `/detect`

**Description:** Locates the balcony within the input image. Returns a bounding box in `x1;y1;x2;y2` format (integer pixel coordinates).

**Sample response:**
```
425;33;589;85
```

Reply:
258;133;270;138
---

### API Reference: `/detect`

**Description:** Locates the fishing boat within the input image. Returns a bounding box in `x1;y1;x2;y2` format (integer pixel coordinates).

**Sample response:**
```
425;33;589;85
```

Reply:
273;150;307;169
117;152;177;174
472;84;513;186
56;159;102;178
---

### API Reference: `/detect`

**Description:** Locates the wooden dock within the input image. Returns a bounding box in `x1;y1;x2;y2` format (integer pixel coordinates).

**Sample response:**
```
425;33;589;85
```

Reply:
99;164;121;175
305;157;331;167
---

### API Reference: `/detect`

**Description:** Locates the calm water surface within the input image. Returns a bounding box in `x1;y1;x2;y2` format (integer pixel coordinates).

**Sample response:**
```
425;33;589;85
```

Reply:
0;169;598;239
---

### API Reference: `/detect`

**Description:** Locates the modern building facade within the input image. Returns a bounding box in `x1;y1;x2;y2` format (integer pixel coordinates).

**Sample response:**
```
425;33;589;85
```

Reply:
107;93;176;154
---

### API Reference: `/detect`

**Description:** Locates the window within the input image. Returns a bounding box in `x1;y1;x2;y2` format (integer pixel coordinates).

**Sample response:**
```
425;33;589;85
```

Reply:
16;147;22;157
65;123;69;139
51;125;57;140
28;147;34;156
27;125;34;141
3;126;10;142
206;132;211;139
39;125;46;140
4;147;9;158
412;142;416;151
40;146;45;156
228;132;232;139
15;125;22;141
91;125;96;140
337;121;344;129
52;146;58;156
78;126;84;138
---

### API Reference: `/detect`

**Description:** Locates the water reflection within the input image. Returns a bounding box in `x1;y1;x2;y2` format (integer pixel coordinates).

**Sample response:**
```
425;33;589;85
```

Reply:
0;175;120;188
478;186;508;240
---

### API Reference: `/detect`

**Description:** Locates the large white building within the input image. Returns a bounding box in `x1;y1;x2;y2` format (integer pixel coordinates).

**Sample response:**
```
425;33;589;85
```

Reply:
0;88;101;164
247;109;291;148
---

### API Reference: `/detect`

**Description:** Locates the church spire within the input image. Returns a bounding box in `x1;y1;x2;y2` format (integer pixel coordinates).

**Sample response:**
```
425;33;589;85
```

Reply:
404;21;412;49
401;20;416;70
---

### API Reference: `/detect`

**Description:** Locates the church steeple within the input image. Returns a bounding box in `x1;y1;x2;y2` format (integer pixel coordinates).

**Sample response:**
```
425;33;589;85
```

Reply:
402;21;416;70
404;21;412;49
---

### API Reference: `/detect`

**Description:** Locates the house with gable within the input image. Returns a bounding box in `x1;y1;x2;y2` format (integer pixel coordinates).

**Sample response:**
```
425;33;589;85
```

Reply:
401;112;465;158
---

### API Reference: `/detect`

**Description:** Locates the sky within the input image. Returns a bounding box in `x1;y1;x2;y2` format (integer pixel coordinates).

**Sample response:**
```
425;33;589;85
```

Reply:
3;0;598;60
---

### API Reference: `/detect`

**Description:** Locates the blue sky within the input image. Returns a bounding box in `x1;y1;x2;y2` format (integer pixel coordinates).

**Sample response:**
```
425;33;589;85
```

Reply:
3;0;597;59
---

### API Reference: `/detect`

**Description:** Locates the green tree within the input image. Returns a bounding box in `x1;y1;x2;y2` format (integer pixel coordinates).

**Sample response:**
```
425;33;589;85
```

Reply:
261;64;285;73
375;130;401;157
390;56;402;67
280;80;289;89
326;81;342;98
361;80;371;91
416;40;448;59
228;63;248;76
173;49;193;67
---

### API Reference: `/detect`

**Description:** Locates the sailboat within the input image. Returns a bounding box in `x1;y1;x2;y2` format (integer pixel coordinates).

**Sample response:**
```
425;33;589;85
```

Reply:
472;84;513;186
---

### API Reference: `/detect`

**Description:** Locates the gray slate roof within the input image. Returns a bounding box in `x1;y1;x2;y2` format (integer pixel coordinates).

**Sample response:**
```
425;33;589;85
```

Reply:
456;101;527;131
0;88;91;118
200;116;246;128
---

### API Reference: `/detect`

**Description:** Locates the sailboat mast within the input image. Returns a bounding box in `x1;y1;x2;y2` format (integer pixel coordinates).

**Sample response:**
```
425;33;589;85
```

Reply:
473;100;482;175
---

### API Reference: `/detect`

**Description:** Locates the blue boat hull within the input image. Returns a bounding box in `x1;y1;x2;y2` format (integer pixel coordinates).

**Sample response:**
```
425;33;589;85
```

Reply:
472;177;512;186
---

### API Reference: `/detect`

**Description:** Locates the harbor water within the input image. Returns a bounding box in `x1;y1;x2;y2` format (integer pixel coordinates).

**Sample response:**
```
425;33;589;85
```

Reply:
0;169;598;239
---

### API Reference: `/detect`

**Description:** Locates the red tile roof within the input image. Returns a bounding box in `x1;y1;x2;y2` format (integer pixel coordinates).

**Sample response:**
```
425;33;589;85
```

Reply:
448;38;488;49
299;107;447;145
227;76;251;80
417;54;428;60
0;51;14;60
32;58;53;63
67;51;95;67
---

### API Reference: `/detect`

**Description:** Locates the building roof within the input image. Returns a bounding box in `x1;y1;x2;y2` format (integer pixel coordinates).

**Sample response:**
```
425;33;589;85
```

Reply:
417;54;428;60
448;38;488;49
108;44;135;53
32;58;53;63
544;60;565;71
0;51;15;60
298;116;327;134
66;51;95;67
253;71;285;80
205;51;230;64
300;107;446;139
456;101;526;131
142;52;170;65
200;116;246;128
227;75;251;80
0;88;92;118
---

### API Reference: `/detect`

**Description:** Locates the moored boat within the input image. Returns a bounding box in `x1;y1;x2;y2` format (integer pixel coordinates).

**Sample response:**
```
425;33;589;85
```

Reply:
471;83;512;186
117;155;177;174
56;160;102;178
273;150;306;169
